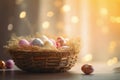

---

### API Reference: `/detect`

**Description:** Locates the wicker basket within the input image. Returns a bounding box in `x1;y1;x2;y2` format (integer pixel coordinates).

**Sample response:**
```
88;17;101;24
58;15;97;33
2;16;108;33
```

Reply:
9;50;78;72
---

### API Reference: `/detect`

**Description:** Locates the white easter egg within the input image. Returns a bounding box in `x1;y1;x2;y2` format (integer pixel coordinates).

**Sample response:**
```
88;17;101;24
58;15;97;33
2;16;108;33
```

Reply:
44;39;54;47
40;35;49;42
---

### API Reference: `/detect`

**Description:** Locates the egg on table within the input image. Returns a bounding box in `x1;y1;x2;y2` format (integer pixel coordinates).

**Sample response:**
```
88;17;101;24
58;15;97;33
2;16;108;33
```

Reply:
6;59;14;69
31;38;44;47
19;39;30;47
81;64;94;75
0;60;6;69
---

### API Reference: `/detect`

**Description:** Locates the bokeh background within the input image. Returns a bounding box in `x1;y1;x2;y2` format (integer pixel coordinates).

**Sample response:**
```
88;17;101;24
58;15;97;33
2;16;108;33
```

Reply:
0;0;120;66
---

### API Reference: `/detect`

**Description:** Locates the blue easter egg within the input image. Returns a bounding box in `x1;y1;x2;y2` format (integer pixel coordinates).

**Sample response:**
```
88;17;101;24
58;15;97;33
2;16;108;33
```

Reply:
31;38;44;47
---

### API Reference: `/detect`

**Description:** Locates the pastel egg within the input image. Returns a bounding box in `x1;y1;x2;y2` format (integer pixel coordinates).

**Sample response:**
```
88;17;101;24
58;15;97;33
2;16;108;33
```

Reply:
56;42;61;48
31;38;44;47
40;35;49;42
44;40;54;47
0;60;6;69
6;59;14;69
56;36;66;47
50;39;56;46
19;39;30;47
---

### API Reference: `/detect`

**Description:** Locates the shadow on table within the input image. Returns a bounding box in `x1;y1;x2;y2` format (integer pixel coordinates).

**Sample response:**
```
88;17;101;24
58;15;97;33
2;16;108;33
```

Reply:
0;69;120;80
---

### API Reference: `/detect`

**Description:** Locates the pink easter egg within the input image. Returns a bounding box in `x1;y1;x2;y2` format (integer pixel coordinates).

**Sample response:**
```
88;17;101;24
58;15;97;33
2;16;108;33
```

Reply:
19;39;30;47
6;59;14;69
56;36;66;48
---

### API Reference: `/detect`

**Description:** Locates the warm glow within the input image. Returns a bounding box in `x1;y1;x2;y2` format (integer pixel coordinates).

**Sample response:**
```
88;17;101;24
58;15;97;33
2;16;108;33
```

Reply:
42;21;50;29
54;0;62;7
108;41;117;53
107;57;118;66
47;11;54;17
96;19;103;26
110;16;116;23
116;17;120;23
110;16;120;23
100;8;108;15
16;0;23;5
80;0;90;57
37;0;120;62
62;5;71;12
101;26;109;34
82;54;93;62
19;11;26;19
71;16;79;23
8;24;13;31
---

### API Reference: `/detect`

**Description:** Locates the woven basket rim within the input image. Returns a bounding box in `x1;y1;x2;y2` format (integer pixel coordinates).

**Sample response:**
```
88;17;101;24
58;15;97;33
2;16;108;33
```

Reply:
8;49;73;53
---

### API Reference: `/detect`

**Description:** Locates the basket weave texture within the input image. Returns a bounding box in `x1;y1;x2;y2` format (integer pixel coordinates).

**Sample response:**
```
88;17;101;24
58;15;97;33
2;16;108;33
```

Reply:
9;50;77;72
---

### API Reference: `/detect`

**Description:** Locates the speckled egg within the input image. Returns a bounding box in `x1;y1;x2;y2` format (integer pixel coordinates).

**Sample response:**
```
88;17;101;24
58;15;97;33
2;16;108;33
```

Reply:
19;39;30;47
0;60;6;69
31;38;44;47
81;64;94;75
6;59;14;69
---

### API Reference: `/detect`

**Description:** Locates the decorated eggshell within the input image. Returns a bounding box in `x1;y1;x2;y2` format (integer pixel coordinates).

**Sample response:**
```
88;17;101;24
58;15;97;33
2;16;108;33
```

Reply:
19;39;30;47
31;38;44;47
0;60;6;69
6;59;14;69
81;64;94;75
56;36;66;48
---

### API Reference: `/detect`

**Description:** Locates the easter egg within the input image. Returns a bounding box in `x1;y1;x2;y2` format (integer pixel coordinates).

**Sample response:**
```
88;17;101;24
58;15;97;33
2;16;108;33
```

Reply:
56;42;61;48
81;64;94;75
40;35;49;42
6;59;14;69
0;60;6;69
31;38;44;47
56;36;66;48
50;39;56;46
19;39;30;47
44;39;54;47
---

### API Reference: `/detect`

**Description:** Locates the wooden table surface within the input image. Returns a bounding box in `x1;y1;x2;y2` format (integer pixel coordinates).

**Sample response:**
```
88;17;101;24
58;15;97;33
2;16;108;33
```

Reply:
0;63;120;80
